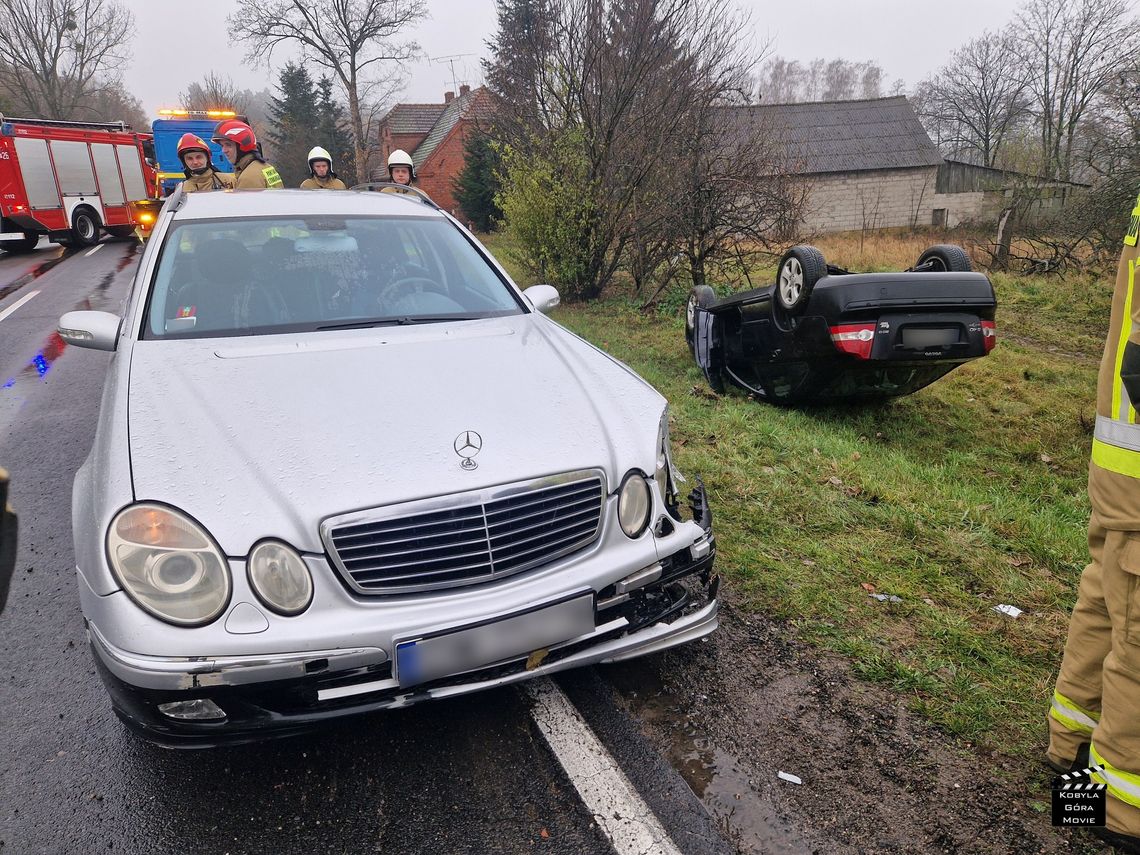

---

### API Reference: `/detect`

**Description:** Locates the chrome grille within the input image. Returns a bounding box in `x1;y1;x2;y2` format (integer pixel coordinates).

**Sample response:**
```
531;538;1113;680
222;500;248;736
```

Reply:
324;472;606;594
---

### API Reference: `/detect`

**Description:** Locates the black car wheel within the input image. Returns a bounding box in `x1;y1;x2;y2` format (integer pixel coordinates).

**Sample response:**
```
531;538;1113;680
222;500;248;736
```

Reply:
916;244;972;272
776;246;827;315
70;208;101;248
685;285;717;357
107;225;137;240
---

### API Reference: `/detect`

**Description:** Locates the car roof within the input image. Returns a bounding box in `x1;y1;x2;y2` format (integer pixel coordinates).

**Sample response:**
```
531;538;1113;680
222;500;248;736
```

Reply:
172;188;445;221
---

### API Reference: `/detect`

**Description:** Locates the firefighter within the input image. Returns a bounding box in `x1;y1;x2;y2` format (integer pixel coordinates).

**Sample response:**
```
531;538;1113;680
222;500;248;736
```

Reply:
300;146;347;190
387;149;415;187
1048;190;1140;852
176;133;234;192
211;119;283;190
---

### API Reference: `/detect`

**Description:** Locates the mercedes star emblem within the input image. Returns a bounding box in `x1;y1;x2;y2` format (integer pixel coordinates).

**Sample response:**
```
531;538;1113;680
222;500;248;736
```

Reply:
454;430;482;470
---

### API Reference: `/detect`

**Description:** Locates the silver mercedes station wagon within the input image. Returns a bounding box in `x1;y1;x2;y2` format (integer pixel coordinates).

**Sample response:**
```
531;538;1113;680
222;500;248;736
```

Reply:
59;187;718;747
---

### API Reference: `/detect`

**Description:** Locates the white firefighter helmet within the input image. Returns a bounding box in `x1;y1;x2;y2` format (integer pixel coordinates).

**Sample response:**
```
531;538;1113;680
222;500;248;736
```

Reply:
307;146;334;176
387;148;415;179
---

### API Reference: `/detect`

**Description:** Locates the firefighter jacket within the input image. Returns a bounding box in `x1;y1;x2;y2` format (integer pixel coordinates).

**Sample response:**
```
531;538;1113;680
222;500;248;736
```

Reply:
300;175;348;190
181;169;234;193
1089;195;1140;529
232;152;284;190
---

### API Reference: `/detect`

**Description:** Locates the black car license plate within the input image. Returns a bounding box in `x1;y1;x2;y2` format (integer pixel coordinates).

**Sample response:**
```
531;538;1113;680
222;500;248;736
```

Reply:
901;326;959;348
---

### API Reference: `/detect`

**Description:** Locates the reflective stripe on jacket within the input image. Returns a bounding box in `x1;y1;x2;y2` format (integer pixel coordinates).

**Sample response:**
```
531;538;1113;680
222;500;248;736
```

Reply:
1089;191;1140;527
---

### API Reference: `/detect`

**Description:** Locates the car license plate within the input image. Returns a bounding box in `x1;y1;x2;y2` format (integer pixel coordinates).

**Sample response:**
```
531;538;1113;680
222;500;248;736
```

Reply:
901;326;959;349
395;594;595;688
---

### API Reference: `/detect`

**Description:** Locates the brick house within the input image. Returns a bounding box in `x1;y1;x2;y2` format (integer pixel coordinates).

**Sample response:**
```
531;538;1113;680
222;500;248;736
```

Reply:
377;85;493;215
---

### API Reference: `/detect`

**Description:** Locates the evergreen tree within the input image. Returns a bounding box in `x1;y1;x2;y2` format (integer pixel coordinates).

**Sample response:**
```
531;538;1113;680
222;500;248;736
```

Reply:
315;75;356;184
267;62;321;186
453;131;502;231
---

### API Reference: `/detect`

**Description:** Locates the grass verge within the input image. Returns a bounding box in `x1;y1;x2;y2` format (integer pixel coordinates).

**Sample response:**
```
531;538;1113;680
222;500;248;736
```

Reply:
480;230;1110;760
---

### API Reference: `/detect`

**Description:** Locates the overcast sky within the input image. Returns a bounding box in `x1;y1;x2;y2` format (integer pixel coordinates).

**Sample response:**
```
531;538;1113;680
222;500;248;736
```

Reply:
123;0;1027;116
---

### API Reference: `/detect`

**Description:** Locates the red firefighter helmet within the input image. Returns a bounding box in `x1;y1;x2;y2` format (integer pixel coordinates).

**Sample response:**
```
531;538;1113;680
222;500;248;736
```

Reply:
211;119;258;155
176;133;211;164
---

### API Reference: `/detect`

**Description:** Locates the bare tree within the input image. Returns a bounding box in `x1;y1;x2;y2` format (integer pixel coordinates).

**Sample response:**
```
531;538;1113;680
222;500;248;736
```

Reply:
0;0;134;119
1015;0;1137;180
915;31;1030;167
757;56;886;103
180;73;253;114
229;0;427;180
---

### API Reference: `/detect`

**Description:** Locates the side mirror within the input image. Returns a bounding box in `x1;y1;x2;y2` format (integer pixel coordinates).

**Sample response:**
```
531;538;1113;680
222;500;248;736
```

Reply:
58;310;121;351
0;469;16;616
523;284;560;315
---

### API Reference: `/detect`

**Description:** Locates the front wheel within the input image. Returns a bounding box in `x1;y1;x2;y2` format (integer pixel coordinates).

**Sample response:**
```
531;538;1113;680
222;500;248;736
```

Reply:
685;285;717;357
915;244;972;272
70;208;101;248
776;245;827;315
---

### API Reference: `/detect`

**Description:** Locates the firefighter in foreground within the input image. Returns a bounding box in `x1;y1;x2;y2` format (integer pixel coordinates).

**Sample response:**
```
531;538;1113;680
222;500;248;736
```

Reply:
1048;191;1140;852
300;146;346;190
211;119;283;190
176;134;234;192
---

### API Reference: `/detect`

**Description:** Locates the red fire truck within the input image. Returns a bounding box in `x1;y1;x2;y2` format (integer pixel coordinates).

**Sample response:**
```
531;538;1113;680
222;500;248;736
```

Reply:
0;115;158;253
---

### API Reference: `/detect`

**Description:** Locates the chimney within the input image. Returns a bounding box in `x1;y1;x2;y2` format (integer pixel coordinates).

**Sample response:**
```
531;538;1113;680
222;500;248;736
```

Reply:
444;91;455;104
459;84;471;97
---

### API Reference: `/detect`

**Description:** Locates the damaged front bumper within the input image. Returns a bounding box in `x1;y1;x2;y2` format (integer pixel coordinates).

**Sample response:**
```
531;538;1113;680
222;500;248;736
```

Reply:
89;483;718;748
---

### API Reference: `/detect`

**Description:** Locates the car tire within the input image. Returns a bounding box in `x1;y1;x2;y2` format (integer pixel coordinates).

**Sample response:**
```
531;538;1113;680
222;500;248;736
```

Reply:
776;246;826;315
3;232;39;254
70;208;101;247
916;244;972;272
685;285;717;357
108;225;136;240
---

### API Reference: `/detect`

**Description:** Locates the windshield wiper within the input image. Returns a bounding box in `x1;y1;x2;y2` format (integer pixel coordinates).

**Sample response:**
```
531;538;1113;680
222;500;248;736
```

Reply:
393;315;480;325
315;318;406;331
315;316;480;331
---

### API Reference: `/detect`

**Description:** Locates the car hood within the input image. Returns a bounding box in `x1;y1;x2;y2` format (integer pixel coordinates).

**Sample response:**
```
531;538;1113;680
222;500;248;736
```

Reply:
127;314;664;555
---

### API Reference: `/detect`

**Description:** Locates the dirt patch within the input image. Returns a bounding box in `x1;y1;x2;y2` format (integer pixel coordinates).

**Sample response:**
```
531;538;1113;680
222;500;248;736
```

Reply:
604;592;1104;854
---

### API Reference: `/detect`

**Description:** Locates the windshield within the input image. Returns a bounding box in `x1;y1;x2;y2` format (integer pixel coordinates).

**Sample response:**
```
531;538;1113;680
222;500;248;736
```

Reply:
143;216;524;338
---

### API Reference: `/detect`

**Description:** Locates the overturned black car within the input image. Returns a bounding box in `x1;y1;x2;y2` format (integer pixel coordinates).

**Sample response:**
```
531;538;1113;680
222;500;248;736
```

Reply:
685;244;997;404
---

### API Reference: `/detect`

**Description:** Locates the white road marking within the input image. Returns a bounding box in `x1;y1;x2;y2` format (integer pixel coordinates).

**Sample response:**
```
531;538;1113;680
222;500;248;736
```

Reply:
84;244;103;257
0;289;40;323
525;678;683;855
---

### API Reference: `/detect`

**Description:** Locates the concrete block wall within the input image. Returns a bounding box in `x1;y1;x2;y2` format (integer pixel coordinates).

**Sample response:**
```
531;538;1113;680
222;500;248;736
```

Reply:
800;167;941;232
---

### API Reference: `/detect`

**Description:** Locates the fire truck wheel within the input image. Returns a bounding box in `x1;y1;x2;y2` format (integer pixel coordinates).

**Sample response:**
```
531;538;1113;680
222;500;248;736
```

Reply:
70;208;101;247
2;233;39;254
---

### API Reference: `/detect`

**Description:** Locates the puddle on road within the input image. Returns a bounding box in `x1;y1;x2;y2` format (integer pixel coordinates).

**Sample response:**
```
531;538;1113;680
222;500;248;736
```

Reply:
0;242;141;432
0;249;69;303
608;664;810;854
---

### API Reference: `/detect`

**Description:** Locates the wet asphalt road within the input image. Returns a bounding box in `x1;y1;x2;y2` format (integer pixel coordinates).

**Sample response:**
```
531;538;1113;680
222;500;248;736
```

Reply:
0;240;735;855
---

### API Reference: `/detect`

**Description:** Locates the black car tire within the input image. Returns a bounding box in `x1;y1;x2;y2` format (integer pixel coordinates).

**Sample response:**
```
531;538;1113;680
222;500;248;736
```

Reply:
70;207;101;247
776;246;827;315
108;225;137;240
916;244;972;272
2;232;38;254
685;285;717;356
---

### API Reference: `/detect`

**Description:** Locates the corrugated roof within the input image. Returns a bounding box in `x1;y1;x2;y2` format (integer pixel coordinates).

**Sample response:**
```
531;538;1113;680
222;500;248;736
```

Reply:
412;87;492;169
382;103;446;135
722;96;943;175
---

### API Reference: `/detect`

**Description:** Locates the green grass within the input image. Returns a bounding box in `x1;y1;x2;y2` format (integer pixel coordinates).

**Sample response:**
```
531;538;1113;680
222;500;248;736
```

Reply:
479;230;1110;760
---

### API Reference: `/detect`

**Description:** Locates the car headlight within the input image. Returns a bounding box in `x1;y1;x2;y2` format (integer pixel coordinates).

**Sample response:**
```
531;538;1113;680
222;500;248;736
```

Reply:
106;504;231;626
248;540;313;616
618;471;652;538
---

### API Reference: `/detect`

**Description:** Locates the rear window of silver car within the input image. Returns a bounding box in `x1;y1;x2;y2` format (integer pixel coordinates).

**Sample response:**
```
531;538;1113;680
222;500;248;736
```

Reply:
143;216;524;338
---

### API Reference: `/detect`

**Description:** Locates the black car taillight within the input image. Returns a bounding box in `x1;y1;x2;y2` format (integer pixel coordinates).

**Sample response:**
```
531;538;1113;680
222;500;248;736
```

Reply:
981;320;996;353
829;323;875;359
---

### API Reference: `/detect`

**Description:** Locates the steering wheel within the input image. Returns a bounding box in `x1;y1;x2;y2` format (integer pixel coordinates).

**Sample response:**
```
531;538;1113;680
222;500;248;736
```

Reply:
377;276;445;306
